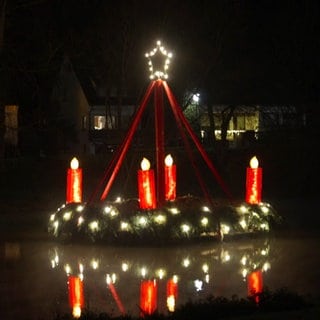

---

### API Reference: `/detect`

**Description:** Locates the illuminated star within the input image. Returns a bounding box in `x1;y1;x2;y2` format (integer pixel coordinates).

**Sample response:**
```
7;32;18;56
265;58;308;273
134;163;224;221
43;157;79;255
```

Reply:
145;40;172;80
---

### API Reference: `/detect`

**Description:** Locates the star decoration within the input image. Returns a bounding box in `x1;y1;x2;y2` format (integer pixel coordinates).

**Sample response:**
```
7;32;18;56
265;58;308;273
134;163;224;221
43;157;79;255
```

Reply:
145;40;172;80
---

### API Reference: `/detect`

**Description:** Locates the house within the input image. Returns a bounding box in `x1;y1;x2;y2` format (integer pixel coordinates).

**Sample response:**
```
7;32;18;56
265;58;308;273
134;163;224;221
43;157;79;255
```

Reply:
52;56;137;155
197;104;305;148
53;57;306;155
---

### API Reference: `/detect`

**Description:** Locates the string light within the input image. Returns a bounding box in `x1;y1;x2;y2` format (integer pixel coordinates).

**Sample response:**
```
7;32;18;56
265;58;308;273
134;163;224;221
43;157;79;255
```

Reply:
145;40;172;80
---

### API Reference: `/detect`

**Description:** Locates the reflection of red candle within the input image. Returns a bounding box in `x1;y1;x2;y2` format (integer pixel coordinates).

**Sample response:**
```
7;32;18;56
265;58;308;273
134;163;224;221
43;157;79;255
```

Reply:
166;277;178;312
140;279;157;316
138;158;156;209
247;270;263;303
245;156;262;204
66;157;83;204
68;275;84;318
165;154;176;201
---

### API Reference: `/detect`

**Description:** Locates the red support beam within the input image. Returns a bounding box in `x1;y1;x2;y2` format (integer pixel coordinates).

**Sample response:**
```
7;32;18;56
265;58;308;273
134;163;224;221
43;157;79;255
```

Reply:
154;79;165;206
92;77;232;207
99;80;156;201
162;81;233;200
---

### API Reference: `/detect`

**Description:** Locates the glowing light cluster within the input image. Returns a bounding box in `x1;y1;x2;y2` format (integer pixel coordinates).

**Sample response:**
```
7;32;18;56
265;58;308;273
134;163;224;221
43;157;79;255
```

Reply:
145;40;172;79
49;236;272;317
48;197;281;244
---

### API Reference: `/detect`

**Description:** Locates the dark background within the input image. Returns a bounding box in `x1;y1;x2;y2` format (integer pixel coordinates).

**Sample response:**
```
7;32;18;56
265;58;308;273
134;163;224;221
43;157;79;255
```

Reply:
0;0;318;215
1;1;319;117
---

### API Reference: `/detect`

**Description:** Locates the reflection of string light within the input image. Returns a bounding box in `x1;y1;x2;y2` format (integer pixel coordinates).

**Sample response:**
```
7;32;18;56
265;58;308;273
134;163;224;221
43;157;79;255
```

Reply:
241;255;247;265
106;273;117;284
90;259;99;270
221;250;231;263
156;268;166;279
65;264;72;275
182;258;190;268
202;263;209;273
194;279;203;291
242;268;248;279
140;267;147;277
51;251;59;268
72;305;81;318
121;262;129;272
106;274;112;284
48;237;273;315
262;262;271;271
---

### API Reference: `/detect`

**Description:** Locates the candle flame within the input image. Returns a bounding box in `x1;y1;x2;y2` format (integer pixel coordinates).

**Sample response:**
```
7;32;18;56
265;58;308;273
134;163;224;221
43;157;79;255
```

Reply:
250;156;259;169
70;157;79;170
165;154;173;167
141;158;151;171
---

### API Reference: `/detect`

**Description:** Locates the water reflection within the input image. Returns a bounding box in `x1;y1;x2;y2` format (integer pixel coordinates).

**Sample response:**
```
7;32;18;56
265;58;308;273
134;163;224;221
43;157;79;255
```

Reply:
47;237;272;318
2;235;319;319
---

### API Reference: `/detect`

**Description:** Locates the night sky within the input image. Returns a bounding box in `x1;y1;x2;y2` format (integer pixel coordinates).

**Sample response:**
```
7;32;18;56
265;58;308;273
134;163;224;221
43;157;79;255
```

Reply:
1;0;319;118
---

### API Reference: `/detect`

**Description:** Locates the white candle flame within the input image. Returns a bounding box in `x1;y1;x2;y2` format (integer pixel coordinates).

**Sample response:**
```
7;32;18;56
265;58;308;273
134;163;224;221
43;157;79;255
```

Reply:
70;157;79;170
249;156;259;169
165;154;173;167
141;158;150;171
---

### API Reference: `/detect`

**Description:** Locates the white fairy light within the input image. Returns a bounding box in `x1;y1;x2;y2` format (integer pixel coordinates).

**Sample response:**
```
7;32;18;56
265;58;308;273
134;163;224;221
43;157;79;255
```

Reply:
145;40;172;80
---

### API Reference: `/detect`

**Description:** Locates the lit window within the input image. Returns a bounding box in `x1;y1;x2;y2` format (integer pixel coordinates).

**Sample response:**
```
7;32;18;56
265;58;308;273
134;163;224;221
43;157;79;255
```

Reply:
94;116;106;130
82;116;87;130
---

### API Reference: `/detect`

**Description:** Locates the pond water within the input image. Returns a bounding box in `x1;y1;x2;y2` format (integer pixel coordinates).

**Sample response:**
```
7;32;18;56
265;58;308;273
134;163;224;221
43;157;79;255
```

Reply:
1;233;319;320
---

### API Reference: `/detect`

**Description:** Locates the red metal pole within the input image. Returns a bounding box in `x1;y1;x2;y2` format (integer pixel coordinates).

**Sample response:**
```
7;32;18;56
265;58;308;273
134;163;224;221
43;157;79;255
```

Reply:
99;81;156;201
162;81;233;200
154;79;165;206
165;87;212;202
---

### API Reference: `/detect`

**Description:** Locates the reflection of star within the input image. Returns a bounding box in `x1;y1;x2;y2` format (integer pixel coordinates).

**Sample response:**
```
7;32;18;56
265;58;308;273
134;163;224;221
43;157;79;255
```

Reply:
145;40;172;80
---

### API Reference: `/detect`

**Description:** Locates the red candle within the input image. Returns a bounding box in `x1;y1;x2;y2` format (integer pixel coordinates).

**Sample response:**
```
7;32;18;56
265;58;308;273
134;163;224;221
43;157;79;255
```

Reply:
247;270;263;303
165;154;176;201
166;277;178;312
68;275;84;318
245;156;262;204
138;158;156;209
140;279;158;316
66;157;83;204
